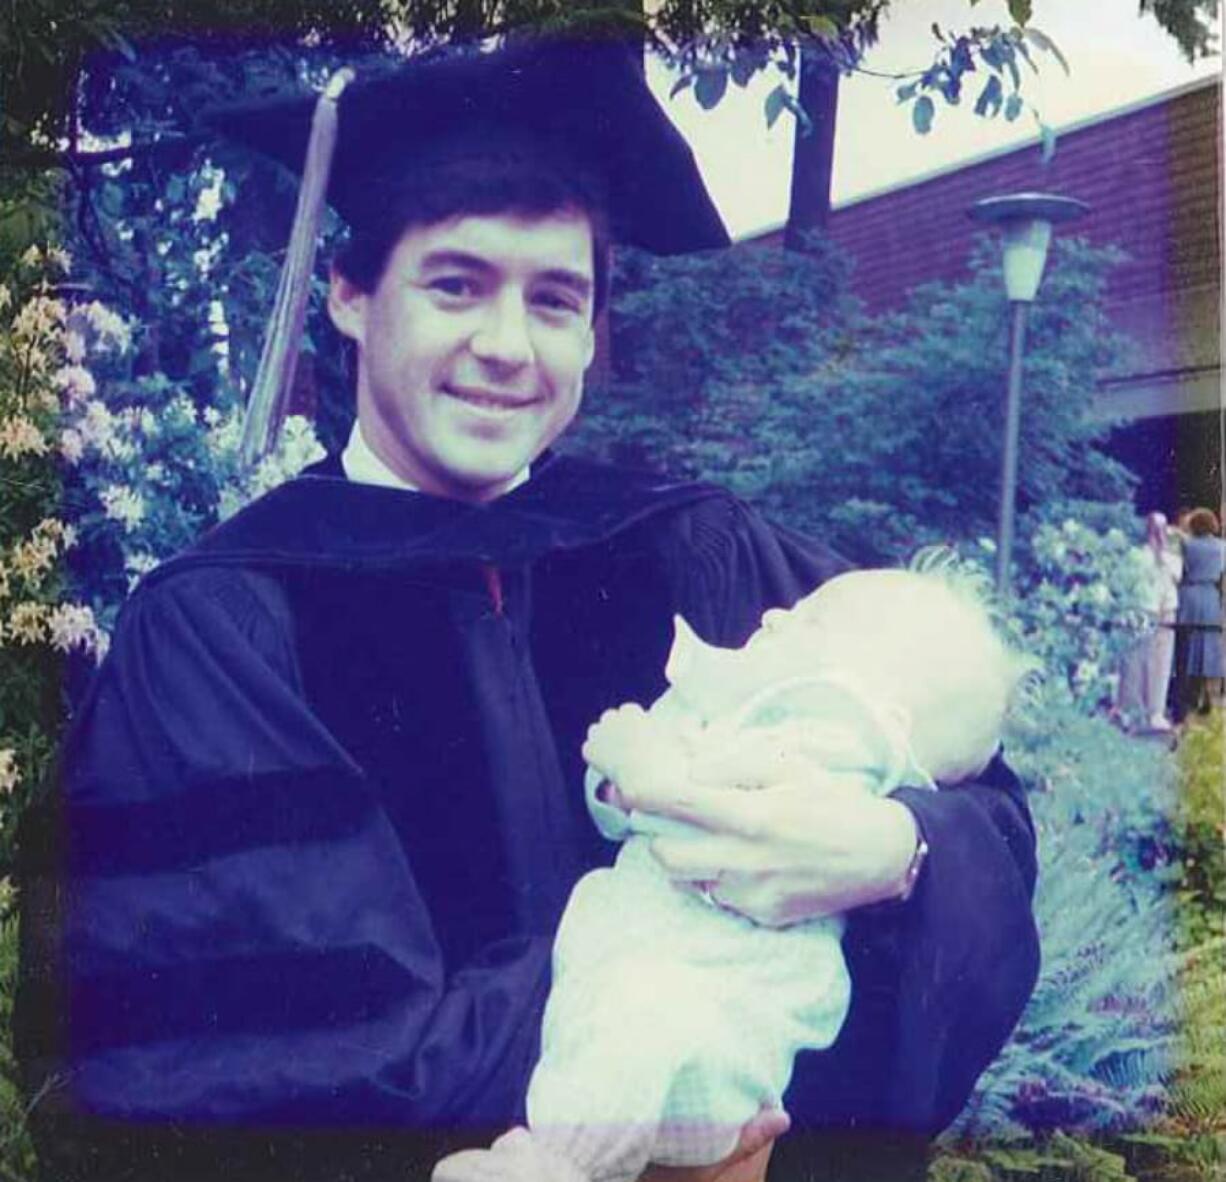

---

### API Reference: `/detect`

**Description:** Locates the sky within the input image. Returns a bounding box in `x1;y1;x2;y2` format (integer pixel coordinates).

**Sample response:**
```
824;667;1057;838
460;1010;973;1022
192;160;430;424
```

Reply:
647;0;1221;239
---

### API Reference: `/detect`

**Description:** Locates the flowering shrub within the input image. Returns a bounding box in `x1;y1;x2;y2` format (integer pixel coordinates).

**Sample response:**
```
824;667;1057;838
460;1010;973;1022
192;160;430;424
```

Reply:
51;282;324;635
0;246;325;859
1010;516;1150;712
0;248;104;864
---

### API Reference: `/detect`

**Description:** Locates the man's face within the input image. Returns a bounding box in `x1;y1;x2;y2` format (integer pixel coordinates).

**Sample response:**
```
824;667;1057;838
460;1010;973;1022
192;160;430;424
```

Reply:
329;209;597;501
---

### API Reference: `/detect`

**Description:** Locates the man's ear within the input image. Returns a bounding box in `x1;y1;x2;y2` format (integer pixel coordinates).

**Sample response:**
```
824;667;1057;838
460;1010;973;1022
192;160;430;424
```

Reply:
327;267;367;343
580;320;596;371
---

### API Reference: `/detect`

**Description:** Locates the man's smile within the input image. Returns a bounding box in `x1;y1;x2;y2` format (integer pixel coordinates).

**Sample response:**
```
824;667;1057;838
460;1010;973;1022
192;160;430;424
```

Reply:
443;383;541;412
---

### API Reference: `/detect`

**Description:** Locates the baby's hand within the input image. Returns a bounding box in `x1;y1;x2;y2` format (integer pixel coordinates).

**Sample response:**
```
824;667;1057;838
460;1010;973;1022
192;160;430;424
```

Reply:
583;704;691;800
432;1129;588;1182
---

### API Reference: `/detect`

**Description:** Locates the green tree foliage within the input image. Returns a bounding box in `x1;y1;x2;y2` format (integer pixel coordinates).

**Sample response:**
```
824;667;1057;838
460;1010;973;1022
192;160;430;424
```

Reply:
0;0;391;152
3;0;1217;167
570;233;1136;566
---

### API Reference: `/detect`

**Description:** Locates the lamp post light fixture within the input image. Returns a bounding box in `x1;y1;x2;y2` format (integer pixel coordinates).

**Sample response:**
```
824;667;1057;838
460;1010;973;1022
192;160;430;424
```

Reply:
969;192;1089;596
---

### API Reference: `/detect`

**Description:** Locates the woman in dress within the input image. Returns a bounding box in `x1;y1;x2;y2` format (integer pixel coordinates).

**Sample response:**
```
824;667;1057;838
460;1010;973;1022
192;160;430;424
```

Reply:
1176;507;1225;716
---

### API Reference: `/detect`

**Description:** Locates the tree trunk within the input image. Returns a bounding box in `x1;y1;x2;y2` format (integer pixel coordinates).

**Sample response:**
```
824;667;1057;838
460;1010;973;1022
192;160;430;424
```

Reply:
783;44;840;251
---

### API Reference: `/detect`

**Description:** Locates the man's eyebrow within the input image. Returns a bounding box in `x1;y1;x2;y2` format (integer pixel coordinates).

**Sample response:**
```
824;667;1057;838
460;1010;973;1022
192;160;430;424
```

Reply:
418;251;593;298
418;250;495;273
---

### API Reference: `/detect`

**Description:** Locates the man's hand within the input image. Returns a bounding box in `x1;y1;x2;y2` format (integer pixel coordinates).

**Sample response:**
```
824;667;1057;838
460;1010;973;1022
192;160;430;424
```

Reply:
641;1106;789;1182
431;1109;789;1182
431;1129;587;1182
616;772;920;926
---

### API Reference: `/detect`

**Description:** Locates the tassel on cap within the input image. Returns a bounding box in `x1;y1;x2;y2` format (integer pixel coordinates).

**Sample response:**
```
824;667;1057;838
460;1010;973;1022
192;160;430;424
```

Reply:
240;67;353;469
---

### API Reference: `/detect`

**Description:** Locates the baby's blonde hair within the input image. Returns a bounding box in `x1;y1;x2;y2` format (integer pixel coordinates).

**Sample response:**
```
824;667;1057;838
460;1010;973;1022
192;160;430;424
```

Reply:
899;547;1038;778
792;547;1037;782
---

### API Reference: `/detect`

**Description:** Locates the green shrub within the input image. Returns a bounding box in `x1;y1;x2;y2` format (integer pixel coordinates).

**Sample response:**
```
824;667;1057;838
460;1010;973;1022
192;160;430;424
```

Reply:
1171;716;1225;951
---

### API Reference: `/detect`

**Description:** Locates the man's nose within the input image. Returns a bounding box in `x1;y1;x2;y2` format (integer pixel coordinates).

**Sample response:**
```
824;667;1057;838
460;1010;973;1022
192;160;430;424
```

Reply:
469;293;534;370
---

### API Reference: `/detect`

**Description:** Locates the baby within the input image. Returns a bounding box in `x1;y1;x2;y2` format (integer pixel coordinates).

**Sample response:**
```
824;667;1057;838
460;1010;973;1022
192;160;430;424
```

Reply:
435;557;1034;1182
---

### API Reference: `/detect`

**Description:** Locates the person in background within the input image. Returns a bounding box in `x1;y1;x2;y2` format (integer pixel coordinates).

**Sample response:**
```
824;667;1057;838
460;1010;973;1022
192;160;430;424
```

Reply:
1175;508;1225;717
1115;512;1182;732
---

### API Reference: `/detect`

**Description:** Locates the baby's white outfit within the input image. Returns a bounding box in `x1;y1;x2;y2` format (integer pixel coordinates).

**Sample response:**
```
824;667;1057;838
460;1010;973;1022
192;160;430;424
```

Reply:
525;666;935;1182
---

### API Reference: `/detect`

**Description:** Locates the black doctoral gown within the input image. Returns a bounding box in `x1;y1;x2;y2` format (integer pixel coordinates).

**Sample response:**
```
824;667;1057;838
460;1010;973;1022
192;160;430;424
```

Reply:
17;454;1040;1182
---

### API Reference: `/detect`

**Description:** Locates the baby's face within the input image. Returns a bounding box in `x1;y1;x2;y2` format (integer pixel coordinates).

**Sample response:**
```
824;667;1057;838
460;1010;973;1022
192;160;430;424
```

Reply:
665;584;873;720
666;571;1015;781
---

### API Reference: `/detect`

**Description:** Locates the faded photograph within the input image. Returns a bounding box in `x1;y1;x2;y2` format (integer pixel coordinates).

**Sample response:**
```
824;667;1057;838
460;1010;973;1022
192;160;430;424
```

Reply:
0;5;1220;1182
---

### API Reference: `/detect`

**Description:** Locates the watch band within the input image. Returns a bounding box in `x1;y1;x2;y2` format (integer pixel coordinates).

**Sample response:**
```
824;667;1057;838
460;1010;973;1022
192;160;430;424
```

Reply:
896;834;930;903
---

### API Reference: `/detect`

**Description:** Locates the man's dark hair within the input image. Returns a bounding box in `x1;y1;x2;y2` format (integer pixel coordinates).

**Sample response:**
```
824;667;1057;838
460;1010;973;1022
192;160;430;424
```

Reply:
333;143;613;318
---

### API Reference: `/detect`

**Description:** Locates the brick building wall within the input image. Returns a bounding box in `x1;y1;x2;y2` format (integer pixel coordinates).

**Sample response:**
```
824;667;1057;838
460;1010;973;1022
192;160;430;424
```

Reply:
748;77;1222;511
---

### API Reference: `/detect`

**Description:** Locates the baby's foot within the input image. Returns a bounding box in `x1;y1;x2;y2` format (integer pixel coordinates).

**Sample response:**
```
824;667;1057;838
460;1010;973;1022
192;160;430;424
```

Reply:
432;1128;589;1182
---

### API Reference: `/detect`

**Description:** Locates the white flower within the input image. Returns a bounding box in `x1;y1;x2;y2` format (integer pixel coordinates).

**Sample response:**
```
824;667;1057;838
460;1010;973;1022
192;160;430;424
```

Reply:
10;537;55;582
0;750;18;794
5;601;48;644
53;364;97;404
60;428;85;464
125;552;159;576
205;409;242;457
100;484;147;532
0;416;49;459
47;603;99;652
166;393;198;427
138;410;158;437
85;301;132;353
277;415;326;473
194;183;223;222
0;284;11;314
47;247;73;273
92;628;111;664
11;295;65;342
19;245;41;268
77;400;116;450
63;331;87;363
124;551;160;591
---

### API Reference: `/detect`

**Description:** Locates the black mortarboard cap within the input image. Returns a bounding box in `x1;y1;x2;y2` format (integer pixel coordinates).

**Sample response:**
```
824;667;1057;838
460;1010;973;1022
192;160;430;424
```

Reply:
206;37;728;255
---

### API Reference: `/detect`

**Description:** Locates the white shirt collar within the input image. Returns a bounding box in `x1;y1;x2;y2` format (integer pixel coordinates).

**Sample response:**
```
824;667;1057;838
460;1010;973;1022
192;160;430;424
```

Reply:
340;420;530;494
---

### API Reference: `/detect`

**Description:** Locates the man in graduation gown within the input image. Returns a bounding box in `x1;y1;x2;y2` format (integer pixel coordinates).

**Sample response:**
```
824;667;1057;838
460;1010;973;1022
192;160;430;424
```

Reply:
16;37;1040;1182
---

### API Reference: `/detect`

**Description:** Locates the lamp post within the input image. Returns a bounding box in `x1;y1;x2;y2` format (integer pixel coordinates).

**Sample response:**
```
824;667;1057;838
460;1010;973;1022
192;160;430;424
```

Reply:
968;192;1089;597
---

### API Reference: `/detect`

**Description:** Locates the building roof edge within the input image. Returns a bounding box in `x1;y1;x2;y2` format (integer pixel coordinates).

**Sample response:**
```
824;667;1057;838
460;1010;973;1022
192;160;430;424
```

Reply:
736;71;1221;242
